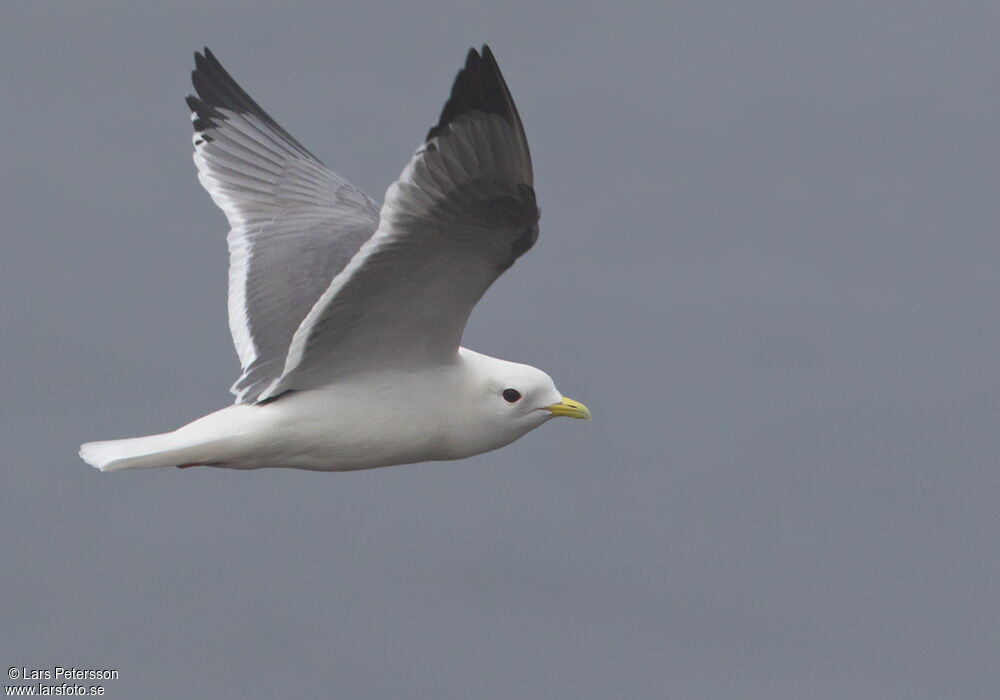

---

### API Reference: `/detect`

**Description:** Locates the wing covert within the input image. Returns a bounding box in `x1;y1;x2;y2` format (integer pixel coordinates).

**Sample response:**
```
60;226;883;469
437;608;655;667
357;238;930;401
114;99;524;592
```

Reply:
258;46;538;400
187;48;380;403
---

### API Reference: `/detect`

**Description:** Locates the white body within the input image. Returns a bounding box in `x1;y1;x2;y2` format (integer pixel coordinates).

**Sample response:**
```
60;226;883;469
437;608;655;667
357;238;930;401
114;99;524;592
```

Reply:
79;48;591;474
80;350;561;472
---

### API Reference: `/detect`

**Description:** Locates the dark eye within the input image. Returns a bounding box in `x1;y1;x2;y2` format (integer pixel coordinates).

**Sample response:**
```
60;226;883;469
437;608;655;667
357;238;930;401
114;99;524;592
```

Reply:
502;388;522;403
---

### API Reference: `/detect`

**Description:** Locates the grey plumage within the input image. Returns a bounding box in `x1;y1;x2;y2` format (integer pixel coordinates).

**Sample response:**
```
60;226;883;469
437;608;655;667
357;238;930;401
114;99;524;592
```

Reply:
188;49;379;402
187;46;538;404
80;44;590;477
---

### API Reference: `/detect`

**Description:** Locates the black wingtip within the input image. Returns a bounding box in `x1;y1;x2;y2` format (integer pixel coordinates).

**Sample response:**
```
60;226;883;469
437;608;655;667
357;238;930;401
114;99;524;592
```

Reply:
185;94;217;139
189;47;268;118
186;48;246;143
186;47;304;149
480;43;496;65
426;44;522;142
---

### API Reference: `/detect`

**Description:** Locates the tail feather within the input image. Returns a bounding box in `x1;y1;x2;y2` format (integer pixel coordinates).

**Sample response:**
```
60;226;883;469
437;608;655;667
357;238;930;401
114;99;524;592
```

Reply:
80;433;198;472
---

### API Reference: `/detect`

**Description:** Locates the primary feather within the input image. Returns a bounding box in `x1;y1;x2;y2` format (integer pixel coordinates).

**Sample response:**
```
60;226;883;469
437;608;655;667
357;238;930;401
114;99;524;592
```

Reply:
79;46;589;475
187;48;379;403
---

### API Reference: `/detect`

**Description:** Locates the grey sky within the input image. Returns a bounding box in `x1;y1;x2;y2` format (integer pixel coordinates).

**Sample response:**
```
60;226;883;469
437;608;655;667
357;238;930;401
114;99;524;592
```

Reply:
2;2;999;698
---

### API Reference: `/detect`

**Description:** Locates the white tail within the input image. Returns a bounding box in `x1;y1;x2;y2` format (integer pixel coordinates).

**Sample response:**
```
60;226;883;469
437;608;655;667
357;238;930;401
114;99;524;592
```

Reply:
81;404;261;472
79;432;204;472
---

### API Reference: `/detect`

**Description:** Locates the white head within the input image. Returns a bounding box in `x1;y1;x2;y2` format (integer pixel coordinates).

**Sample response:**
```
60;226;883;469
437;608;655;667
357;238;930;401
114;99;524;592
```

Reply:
442;349;590;459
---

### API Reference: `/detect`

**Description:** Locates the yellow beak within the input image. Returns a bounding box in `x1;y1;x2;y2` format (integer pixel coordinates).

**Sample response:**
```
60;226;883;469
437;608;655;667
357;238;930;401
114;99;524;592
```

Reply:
544;396;591;421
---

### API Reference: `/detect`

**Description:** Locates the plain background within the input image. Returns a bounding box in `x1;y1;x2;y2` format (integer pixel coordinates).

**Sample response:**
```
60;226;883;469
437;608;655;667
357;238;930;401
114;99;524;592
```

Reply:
2;2;998;698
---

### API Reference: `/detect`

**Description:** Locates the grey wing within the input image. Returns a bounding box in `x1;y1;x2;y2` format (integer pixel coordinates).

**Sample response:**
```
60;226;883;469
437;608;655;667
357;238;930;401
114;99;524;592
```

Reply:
257;46;538;401
187;48;380;403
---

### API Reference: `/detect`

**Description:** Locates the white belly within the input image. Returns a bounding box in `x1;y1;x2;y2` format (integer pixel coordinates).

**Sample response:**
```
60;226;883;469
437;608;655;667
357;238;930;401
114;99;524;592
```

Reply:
178;374;457;471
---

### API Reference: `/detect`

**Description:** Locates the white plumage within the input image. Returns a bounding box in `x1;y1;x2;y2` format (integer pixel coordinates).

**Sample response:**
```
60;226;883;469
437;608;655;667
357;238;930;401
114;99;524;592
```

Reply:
80;46;589;473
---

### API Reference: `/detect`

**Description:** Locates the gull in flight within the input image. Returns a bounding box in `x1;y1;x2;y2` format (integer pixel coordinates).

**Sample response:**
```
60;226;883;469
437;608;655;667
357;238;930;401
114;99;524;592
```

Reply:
80;45;590;473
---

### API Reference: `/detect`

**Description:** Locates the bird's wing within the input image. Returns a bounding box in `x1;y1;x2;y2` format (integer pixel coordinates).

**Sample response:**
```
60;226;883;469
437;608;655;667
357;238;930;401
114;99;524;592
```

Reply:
256;46;538;401
187;48;380;403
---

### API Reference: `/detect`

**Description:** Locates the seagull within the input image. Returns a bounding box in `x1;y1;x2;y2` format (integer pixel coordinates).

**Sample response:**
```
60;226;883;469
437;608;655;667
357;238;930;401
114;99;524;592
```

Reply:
79;45;589;473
